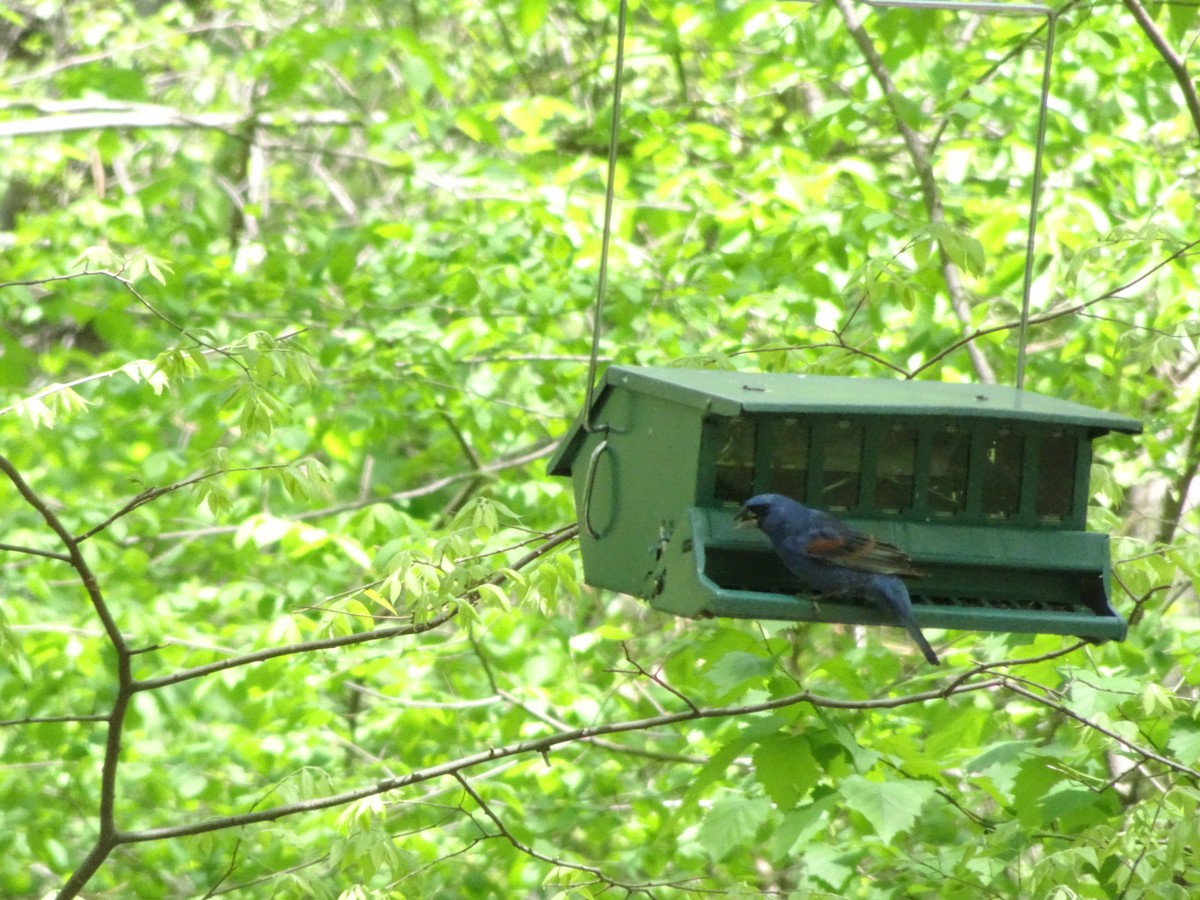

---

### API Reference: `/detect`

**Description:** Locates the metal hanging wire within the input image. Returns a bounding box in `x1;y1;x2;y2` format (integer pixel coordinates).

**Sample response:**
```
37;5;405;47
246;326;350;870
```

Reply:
856;0;1058;390
577;0;629;538
581;0;1054;406
582;0;629;433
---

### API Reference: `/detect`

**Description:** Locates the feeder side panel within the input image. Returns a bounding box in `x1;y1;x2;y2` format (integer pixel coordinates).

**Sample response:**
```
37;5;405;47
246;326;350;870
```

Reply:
570;387;702;597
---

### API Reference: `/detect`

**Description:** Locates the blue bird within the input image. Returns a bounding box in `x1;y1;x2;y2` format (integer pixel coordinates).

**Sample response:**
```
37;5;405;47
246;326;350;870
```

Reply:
737;493;940;666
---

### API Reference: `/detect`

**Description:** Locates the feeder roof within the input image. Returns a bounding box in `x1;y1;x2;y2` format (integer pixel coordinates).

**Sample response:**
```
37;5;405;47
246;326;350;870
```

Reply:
549;365;1141;475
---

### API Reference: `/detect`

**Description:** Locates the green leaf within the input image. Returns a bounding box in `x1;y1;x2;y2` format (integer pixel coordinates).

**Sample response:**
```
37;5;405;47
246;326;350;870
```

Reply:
1168;727;1200;765
593;625;633;641
517;0;548;36
696;794;773;861
752;733;819;809
1013;758;1068;826
705;651;775;694
838;775;936;845
967;740;1041;772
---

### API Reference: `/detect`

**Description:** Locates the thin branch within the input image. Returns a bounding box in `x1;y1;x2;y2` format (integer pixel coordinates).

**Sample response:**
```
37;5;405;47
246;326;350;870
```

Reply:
135;525;577;692
0;714;110;727
453;771;694;895
0;455;127;656
0;269;248;375
0;452;136;900
435;410;486;524
97;270;249;374
831;0;996;384
349;681;499;711
199;837;244;900
1156;395;1200;544
910;238;1200;379
496;687;714;766
134;611;459;693
115;677;1004;844
0;367;128;419
928;12;1054;156
730;339;911;376
0;542;72;562
619;641;700;713
1002;681;1200;782
468;627;713;766
150;440;558;541
75;464;297;543
6;22;257;87
940;640;1090;696
0;325;306;425
0;104;364;139
1121;0;1200;139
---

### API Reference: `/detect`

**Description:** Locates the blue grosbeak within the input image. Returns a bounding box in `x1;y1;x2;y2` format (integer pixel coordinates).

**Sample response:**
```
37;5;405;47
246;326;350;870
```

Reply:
737;493;939;665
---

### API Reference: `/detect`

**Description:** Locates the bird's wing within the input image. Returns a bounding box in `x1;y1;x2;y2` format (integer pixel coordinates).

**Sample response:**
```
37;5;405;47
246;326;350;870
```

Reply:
792;521;921;577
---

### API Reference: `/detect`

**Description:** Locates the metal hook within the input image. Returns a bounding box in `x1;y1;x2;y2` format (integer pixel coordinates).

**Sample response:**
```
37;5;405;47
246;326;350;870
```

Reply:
581;438;613;539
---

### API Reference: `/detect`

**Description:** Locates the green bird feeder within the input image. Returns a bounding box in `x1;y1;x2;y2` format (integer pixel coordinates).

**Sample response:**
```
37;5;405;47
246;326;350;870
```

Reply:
548;365;1142;641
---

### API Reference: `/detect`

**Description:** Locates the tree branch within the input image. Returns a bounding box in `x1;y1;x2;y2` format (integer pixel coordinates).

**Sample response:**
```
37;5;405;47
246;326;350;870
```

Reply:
135;525;577;692
940;640;1090;696
1002;681;1200;782
1121;0;1200;140
0;714;110;728
0;542;72;562
0;268;250;375
910;237;1200;379
831;0;996;384
115;677;1004;844
149;440;558;542
74;464;297;543
468;632;714;767
132;613;459;693
0;455;127;656
0;453;136;900
453;771;694;895
0;103;364;139
1156;396;1200;545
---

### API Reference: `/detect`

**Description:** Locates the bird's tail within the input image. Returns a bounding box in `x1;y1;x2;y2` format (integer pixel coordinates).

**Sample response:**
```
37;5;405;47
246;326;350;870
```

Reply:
905;619;941;667
876;577;940;666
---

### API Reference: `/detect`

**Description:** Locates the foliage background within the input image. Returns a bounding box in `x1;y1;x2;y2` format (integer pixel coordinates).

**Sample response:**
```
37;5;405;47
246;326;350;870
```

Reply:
2;0;1199;896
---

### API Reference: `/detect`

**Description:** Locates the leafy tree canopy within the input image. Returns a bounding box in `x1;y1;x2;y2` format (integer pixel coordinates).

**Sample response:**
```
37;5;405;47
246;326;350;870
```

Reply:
1;0;1199;896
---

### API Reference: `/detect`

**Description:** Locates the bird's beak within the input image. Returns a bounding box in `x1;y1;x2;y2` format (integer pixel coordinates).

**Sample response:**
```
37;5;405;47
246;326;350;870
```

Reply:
734;506;756;528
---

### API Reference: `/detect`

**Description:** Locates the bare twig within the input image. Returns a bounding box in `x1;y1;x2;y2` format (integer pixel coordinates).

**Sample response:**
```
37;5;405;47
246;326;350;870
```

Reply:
0;542;72;562
941;640;1090;696
453;771;696;895
133;613;459;693
116;676;1006;844
6;22;257;88
1121;0;1200;140
496;687;714;766
135;525;577;692
150;440;558;541
910;238;1200;379
0;453;135;900
831;0;996;384
0;455;127;656
468;630;713;766
618;641;701;713
0;104;364;139
75;464;296;543
0;714;109;727
730;339;911;375
1002;681;1200;781
0;269;248;375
